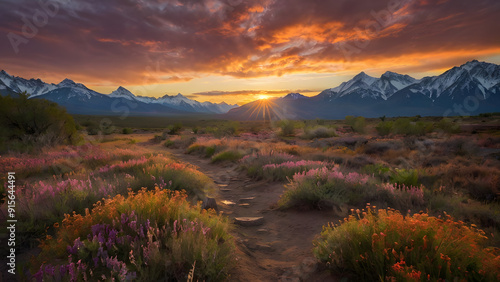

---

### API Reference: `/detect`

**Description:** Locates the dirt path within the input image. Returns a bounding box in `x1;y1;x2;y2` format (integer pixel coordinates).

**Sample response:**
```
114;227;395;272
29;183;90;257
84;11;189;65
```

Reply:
166;149;339;281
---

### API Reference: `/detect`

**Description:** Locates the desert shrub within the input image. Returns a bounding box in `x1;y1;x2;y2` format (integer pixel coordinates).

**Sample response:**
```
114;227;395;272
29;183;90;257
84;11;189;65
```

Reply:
363;140;402;154
436;118;461;134
122;128;133;134
302;126;337;139
375;121;393;136
168;123;183;135
211;150;243;163
280;167;425;211
329;136;368;150
261;160;328;181
314;207;500;281
344;155;375;169
152;134;165;143
428;163;499;202
0;92;80;152
205;121;240;137
276;120;296;137
186;138;228;158
164;139;175;147
240;151;295;179
362;164;390;181
32;189;235;281
279;167;373;209
435;137;479;156
393;118;433;136
345;116;366;133
389;168;421;187
192;126;199;134
205;146;217;158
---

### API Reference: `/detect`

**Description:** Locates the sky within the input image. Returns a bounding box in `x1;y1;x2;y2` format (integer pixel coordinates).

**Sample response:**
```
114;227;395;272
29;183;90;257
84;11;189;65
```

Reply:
1;0;499;105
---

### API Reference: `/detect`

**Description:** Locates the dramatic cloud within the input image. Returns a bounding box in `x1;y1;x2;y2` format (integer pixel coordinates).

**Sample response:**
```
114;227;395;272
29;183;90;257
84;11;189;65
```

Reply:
1;0;499;101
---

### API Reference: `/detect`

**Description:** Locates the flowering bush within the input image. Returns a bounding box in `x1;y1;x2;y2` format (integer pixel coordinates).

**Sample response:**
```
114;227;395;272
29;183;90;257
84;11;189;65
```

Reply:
240;151;296;179
280;167;427;211
32;188;235;281
261;160;327;181
279;167;373;209
314;207;500;281
9;149;212;249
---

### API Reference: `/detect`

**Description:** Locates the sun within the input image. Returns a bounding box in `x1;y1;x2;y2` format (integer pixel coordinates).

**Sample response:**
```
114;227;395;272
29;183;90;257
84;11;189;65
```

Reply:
257;94;269;100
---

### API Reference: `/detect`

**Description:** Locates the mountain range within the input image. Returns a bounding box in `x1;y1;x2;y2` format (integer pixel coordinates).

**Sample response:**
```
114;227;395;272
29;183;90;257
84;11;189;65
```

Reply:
0;71;237;115
1;60;499;119
225;60;500;120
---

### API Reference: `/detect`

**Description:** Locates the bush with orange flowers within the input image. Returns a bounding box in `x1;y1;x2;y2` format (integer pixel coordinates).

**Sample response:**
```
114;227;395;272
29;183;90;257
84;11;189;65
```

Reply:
314;206;500;281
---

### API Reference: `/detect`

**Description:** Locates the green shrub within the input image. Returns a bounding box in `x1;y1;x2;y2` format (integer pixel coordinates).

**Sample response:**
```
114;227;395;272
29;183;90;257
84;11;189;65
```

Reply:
302;126;337;139
362;164;390;180
164;139;175;147
205;122;240;137
436;118;461;134
33;189;235;281
168;123;183;135
314;207;499;281
205;146;216;158
375;121;393;136
211;150;243;163
122;128;133;134
277;120;296;136
345;116;366;133
0;92;80;152
278;168;374;209
393;118;433;136
389;168;420;187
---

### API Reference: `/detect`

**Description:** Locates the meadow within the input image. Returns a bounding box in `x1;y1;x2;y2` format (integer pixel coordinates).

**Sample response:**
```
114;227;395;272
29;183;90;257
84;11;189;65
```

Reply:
1;113;500;281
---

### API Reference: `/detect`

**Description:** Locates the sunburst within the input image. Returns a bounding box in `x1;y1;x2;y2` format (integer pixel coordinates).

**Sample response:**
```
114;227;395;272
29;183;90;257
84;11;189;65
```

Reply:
241;98;286;121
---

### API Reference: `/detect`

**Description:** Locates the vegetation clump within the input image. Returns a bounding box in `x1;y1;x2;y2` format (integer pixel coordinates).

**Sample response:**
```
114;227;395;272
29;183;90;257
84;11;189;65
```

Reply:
0;92;80;152
314;207;500;281
32;188;235;281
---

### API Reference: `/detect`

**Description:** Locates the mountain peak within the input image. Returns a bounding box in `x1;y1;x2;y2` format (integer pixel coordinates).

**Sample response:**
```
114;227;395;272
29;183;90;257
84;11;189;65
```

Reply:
58;78;77;87
352;71;377;86
382;71;399;77
110;86;135;98
283;93;306;100
176;93;185;98
0;70;11;77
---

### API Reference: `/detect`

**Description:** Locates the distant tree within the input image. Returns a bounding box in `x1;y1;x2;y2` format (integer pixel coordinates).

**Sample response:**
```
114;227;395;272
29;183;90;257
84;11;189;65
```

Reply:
0;92;80;152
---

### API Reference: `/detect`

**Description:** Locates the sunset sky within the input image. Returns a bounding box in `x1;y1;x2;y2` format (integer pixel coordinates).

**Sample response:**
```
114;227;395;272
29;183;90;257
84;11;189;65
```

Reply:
1;0;499;105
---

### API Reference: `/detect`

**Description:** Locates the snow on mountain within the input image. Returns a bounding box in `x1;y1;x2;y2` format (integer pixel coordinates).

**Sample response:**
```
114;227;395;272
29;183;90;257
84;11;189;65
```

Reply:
109;86;137;100
329;71;418;100
108;86;237;113
53;78;105;100
324;60;499;103
0;70;57;97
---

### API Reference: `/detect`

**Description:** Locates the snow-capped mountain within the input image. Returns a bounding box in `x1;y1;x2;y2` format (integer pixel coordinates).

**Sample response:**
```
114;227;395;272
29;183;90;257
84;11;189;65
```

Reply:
109;87;237;114
325;71;419;100
225;60;500;120
0;72;237;115
0;70;57;97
